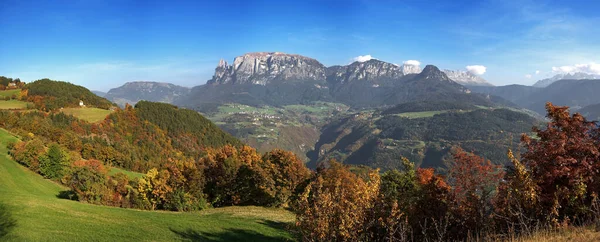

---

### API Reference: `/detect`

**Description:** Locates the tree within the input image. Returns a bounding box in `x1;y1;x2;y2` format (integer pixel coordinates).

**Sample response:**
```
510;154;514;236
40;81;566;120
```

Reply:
449;148;504;234
11;139;45;172
520;102;600;224
137;168;173;210
295;160;380;242
495;149;540;234
242;149;310;207
39;143;70;179
67;160;107;203
200;145;261;206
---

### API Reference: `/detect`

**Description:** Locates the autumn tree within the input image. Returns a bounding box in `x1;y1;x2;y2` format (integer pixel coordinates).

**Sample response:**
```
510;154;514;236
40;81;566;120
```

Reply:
10;139;45;172
520;102;600;224
495;149;540;234
137;168;173;210
372;158;452;241
67;159;107;203
237;149;311;207
449;148;504;235
295;160;380;242
200;145;261;206
162;159;207;211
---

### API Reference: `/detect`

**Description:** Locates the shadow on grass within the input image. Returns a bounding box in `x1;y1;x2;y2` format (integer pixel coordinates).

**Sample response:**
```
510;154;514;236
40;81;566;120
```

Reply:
56;190;78;200
170;220;295;242
0;202;16;238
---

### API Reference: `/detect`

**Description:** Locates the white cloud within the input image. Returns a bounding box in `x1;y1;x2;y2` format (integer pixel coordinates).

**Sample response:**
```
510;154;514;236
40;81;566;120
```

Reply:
466;65;487;75
525;74;532;79
352;55;374;62
403;60;421;66
551;62;600;75
535;70;540;74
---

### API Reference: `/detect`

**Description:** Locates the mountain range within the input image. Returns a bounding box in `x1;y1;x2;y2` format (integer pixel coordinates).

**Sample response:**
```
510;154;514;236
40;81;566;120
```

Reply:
532;72;600;88
171;52;497;110
94;52;600;170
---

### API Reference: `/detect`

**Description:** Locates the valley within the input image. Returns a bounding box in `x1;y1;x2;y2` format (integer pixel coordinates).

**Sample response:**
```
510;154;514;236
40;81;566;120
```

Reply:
99;53;548;170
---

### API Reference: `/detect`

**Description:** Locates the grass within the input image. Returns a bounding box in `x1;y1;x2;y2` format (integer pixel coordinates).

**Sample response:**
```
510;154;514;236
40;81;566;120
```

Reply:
394;110;448;119
108;166;145;180
0;128;296;241
0;100;29;110
61;107;113;123
0;89;21;99
517;226;600;242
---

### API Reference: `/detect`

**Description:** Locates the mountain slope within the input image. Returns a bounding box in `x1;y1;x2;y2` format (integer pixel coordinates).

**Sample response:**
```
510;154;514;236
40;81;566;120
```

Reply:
533;72;600;88
468;84;540;105
309;107;538;171
92;90;106;97
0;129;294;241
105;81;190;107
134;101;242;151
519;79;600;114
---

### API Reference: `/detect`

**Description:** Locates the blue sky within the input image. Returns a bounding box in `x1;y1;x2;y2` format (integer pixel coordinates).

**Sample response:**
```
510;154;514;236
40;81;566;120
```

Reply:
1;0;599;91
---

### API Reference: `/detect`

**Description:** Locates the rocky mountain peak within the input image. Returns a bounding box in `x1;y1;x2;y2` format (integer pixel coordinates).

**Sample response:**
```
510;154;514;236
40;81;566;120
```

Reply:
209;52;326;85
326;59;407;84
217;59;228;68
417;65;451;81
443;69;494;86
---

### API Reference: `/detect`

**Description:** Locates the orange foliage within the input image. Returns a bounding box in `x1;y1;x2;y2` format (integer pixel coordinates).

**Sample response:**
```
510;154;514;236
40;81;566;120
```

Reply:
72;159;107;174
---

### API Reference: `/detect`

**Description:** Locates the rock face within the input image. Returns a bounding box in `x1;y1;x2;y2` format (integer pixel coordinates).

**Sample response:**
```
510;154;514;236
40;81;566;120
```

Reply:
179;52;499;109
533;72;600;88
326;59;416;85
209;52;326;85
443;70;494;86
105;81;190;107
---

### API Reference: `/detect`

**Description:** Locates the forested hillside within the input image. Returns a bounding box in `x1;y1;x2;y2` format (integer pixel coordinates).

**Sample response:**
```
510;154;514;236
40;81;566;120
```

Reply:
310;106;539;171
25;79;114;110
134;101;241;155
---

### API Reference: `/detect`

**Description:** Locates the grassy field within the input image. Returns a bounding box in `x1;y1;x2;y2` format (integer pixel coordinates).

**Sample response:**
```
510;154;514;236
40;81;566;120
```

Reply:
0;129;296;241
108;166;145;180
394;110;448;119
0;100;29;110
61;108;113;123
0;89;21;99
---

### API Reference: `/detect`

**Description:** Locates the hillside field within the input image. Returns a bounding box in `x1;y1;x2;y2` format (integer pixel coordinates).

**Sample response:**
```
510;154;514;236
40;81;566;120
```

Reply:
60;108;113;123
0;100;29;110
0;89;21;99
0;128;296;241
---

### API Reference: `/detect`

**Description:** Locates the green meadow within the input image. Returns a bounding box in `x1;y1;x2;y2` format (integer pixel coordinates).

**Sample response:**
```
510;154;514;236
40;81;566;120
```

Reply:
60;108;113;123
